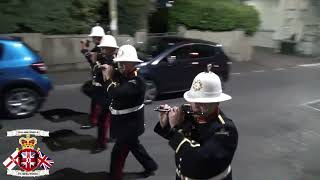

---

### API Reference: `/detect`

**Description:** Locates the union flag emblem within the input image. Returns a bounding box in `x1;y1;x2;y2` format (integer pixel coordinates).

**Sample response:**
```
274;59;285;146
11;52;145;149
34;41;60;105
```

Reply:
2;129;54;177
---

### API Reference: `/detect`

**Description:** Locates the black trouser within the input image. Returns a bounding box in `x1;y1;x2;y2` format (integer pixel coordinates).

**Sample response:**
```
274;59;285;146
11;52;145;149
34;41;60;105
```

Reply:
81;80;94;98
96;109;110;145
94;86;110;145
175;170;232;180
110;136;158;180
81;81;102;125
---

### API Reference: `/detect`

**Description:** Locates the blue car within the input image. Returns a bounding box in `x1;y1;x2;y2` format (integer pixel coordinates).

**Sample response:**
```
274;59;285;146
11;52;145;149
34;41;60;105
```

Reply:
0;37;52;118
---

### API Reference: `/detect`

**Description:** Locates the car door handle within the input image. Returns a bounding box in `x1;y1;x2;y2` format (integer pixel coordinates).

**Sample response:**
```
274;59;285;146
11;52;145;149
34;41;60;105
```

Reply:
191;62;199;65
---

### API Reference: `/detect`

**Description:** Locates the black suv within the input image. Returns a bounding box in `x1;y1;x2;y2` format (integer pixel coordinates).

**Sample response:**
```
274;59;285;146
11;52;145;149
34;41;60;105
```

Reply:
136;36;231;100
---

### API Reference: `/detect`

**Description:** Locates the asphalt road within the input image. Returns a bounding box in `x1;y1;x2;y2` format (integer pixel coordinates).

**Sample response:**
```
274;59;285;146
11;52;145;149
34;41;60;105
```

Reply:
1;59;320;180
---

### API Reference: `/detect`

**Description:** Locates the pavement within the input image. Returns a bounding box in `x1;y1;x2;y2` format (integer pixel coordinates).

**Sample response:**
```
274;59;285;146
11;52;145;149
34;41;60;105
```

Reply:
250;47;318;68
231;47;319;73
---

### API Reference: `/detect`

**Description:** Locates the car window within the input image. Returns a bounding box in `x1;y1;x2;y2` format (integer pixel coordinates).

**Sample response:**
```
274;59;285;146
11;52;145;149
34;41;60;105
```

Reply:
191;44;216;58
169;45;192;60
1;41;38;61
137;38;177;59
0;43;3;60
23;42;39;55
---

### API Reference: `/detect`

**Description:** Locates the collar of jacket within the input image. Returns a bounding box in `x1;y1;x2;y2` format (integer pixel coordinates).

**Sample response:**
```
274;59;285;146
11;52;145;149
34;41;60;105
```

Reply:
196;112;227;140
124;68;138;79
196;108;220;124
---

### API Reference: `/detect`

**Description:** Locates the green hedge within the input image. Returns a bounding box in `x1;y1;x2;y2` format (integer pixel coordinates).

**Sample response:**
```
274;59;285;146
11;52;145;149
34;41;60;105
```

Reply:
169;0;260;35
0;0;102;34
0;0;152;35
118;0;151;36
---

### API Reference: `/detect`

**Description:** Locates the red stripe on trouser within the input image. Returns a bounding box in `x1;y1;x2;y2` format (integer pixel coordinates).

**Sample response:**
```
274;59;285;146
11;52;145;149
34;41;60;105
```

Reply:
90;103;101;125
103;112;110;143
111;145;130;180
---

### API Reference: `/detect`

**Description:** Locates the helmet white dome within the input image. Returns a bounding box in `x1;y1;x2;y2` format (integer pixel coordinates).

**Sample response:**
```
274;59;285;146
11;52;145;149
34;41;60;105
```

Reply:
88;25;105;37
184;71;231;103
113;45;143;63
98;35;119;48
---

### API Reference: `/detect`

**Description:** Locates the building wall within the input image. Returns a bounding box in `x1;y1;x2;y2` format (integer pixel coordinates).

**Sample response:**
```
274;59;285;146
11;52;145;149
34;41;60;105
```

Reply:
245;0;281;31
298;0;320;56
246;0;320;56
245;0;280;48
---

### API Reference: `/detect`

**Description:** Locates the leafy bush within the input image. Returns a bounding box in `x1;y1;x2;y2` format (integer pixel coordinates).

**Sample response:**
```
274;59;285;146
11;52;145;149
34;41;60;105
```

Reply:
169;0;260;35
117;0;152;36
0;0;102;34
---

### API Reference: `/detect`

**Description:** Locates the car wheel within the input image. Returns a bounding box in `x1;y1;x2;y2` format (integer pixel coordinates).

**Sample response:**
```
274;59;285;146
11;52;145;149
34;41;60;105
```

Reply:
145;80;158;101
4;88;41;118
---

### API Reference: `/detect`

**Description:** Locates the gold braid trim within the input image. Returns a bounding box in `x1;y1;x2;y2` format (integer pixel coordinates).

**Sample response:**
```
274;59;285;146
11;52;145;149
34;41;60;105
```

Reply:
175;138;200;153
218;115;225;125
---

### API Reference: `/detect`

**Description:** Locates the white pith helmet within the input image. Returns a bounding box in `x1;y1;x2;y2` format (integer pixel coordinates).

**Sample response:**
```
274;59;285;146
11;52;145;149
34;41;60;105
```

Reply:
88;25;105;37
98;35;119;48
184;65;231;103
113;45;143;63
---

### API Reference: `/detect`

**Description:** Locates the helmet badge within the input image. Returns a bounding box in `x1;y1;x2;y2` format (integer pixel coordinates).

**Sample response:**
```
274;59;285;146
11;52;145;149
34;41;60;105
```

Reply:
192;80;203;91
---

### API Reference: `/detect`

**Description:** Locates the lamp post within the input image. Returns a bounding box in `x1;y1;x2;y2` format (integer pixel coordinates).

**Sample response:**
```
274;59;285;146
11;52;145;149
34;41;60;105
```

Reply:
109;0;118;35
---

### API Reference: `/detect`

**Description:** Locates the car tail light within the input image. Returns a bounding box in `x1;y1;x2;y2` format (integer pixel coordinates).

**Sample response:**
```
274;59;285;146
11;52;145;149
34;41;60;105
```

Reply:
31;62;48;74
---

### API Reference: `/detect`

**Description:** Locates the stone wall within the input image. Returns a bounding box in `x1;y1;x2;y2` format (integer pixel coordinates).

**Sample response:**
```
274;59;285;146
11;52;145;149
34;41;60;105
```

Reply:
249;30;277;48
180;29;253;61
6;33;43;52
3;33;134;71
3;29;254;72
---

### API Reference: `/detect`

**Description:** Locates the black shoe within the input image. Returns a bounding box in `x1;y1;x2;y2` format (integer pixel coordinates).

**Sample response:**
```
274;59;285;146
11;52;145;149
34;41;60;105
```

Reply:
90;144;107;154
80;124;95;129
142;165;158;177
142;170;156;177
108;137;116;143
